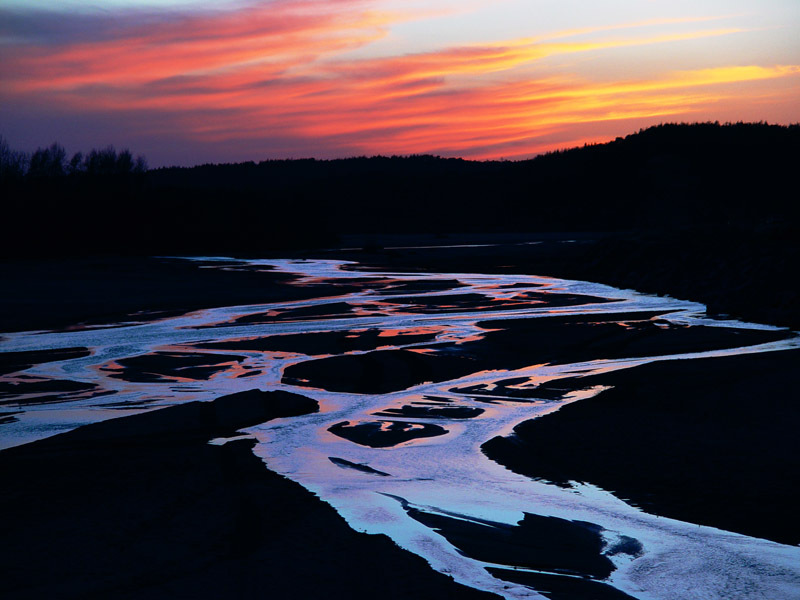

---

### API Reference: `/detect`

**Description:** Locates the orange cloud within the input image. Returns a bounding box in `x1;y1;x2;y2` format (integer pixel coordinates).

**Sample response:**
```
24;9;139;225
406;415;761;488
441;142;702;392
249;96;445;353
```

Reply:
1;1;797;163
4;1;398;93
534;14;745;42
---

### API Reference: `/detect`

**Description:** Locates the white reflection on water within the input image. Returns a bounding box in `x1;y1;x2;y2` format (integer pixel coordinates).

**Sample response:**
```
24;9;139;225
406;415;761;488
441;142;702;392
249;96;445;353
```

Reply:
1;257;799;599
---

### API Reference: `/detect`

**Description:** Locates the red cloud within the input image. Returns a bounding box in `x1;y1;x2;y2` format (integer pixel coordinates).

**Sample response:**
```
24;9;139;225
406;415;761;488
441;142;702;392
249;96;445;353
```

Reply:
2;1;798;163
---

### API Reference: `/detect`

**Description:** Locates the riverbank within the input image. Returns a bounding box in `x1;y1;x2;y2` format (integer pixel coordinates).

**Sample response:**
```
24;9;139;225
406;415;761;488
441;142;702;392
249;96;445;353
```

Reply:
0;256;359;333
0;389;495;599
318;237;800;545
330;226;800;330
483;349;800;546
3;226;796;336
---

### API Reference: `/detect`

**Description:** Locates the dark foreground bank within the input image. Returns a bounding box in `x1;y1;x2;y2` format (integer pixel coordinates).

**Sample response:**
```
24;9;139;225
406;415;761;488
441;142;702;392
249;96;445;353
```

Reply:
0;390;495;600
483;350;800;546
0;256;361;333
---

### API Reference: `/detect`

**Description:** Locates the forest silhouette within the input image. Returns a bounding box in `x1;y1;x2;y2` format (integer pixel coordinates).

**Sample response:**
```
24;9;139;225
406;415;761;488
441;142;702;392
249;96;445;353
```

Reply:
1;121;798;256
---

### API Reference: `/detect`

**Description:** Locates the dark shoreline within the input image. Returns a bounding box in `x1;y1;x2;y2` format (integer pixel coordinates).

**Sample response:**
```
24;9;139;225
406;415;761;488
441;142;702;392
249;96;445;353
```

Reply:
325;227;800;330
282;307;790;395
0;389;495;600
2;226;796;336
0;256;358;334
483;350;800;546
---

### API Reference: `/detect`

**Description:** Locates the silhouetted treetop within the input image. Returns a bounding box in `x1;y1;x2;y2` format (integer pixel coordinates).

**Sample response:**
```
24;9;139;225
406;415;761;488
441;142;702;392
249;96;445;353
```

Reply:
80;146;148;176
0;139;148;180
28;143;67;178
1;122;798;256
0;135;28;179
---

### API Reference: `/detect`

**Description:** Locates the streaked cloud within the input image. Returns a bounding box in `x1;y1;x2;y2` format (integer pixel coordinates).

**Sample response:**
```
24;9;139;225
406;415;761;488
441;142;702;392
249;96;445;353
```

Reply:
1;0;797;165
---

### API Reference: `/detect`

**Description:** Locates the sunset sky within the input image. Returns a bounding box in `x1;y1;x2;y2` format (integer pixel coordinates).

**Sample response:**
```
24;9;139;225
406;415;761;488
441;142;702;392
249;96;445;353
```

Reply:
1;0;798;166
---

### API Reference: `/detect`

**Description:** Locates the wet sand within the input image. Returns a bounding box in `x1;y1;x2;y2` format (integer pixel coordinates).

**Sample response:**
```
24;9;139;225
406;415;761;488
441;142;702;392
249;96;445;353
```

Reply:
195;328;439;355
201;301;362;327
329;456;392;476
377;290;619;314
103;351;249;383
332;229;800;329
407;509;619;577
328;419;449;447
0;347;91;376
486;569;638;600
0;256;358;333
284;311;790;394
373;403;485;419
483;350;800;546
0;389;495;600
383;494;643;600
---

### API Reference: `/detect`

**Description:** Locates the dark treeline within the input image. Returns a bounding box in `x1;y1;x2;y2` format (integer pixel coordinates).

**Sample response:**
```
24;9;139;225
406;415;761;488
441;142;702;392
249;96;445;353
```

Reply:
1;139;147;179
1;122;798;256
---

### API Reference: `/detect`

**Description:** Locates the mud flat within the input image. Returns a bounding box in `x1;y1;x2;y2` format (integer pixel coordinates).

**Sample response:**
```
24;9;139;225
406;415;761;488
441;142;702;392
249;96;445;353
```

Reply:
0;389;495;600
284;311;790;394
331;228;800;329
483;349;800;546
403;507;640;600
0;256;358;333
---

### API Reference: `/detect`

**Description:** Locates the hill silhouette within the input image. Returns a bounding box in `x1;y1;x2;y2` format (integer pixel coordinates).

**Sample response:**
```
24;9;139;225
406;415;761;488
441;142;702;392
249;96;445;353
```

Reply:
2;121;799;326
1;122;798;255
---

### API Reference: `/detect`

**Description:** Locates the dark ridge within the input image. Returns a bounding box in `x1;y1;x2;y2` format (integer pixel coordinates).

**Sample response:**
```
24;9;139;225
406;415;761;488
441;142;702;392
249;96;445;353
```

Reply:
482;350;800;546
0;390;496;600
3;123;798;332
2;123;798;257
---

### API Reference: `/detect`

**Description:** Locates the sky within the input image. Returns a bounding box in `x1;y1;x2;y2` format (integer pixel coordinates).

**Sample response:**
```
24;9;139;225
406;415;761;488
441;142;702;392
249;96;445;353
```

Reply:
1;0;798;166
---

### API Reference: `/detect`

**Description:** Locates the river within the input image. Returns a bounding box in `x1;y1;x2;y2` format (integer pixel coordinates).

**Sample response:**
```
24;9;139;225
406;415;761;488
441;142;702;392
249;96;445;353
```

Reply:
1;256;799;599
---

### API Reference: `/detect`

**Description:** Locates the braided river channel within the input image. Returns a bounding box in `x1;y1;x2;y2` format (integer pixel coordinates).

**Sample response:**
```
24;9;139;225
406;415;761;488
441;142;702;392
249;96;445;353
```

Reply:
2;256;799;599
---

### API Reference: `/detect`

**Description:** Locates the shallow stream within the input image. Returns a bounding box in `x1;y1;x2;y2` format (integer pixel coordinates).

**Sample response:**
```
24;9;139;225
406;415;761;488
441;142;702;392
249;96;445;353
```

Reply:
1;257;799;599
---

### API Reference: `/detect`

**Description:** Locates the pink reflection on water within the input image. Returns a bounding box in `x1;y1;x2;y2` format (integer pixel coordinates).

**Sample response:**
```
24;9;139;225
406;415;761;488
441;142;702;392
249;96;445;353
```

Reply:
377;326;443;338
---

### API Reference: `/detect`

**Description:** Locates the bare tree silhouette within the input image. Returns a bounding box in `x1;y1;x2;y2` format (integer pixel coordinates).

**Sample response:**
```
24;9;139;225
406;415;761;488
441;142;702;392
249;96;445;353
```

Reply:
28;143;67;178
0;135;28;179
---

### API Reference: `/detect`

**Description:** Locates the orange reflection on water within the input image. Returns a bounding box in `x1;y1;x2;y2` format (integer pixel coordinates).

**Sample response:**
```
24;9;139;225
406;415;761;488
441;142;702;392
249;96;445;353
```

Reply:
377;420;425;433
378;326;443;338
406;348;438;355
